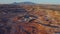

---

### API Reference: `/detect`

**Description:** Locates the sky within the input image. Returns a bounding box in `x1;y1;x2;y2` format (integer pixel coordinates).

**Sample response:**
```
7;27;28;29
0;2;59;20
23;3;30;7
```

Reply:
0;0;60;4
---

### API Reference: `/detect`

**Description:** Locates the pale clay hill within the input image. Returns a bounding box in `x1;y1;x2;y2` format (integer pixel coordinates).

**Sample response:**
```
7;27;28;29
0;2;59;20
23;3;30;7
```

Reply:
0;4;60;34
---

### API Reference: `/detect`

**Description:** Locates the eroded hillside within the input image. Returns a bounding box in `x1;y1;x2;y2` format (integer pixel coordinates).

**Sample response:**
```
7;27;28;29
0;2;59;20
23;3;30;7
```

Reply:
0;4;60;34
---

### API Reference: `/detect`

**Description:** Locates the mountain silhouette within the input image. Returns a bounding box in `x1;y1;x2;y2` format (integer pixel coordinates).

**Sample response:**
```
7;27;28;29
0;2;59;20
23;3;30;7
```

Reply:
12;2;36;5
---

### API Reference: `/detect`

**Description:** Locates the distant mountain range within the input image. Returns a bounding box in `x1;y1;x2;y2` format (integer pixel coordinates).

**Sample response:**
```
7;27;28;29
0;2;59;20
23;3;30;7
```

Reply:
11;2;36;5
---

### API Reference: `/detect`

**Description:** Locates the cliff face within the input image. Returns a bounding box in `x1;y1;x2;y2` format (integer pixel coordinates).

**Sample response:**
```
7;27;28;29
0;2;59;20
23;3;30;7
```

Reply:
0;4;60;34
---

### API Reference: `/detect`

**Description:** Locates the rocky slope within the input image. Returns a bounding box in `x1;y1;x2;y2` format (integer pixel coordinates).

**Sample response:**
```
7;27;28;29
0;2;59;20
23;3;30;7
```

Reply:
0;4;60;34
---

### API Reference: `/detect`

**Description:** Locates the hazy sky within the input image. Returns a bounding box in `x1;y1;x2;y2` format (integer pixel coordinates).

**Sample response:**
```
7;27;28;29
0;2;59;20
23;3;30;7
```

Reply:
0;0;60;4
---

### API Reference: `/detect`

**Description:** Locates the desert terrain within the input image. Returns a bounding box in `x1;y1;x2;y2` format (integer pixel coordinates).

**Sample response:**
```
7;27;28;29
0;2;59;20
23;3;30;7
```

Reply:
0;3;60;34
